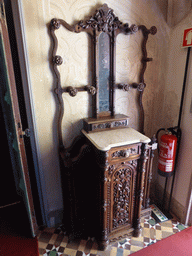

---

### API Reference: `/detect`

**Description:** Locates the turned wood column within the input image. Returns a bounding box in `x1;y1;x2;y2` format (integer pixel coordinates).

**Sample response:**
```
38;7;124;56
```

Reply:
133;143;148;236
99;165;110;250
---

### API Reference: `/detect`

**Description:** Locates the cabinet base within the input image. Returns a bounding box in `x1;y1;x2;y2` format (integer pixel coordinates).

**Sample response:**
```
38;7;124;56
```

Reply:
98;207;152;250
97;239;109;251
109;227;134;244
132;227;142;237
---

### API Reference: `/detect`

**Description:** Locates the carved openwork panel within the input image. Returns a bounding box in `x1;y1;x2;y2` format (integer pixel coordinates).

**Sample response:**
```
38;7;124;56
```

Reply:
110;161;137;230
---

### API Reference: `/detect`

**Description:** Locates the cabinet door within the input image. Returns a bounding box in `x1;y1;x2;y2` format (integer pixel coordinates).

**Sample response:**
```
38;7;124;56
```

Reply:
106;160;137;233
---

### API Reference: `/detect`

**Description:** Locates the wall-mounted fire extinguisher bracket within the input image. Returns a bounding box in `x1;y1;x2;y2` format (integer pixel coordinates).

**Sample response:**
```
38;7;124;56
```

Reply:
156;128;178;177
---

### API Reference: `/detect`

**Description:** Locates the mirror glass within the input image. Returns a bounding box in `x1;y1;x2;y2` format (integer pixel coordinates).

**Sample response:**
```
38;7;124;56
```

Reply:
98;32;110;114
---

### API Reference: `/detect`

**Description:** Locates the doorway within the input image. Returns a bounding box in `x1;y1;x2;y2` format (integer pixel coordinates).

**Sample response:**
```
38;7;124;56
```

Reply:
0;0;41;237
3;0;44;228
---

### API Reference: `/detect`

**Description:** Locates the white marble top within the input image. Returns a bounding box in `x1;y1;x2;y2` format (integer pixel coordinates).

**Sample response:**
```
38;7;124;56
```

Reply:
82;127;151;151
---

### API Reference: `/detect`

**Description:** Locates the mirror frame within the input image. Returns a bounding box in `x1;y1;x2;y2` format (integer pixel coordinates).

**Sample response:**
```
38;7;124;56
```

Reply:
50;3;157;148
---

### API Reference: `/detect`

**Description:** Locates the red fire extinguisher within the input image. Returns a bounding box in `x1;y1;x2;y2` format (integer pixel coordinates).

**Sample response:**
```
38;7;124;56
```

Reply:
157;131;177;177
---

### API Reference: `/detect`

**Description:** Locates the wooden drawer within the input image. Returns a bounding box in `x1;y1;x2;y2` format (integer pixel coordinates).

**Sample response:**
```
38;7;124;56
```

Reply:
108;143;141;163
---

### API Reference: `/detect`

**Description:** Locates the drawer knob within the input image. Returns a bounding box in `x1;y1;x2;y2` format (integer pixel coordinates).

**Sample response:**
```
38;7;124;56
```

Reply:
122;149;131;157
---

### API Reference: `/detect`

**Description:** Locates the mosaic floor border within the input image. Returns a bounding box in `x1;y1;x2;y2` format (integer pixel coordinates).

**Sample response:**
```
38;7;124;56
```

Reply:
37;216;187;256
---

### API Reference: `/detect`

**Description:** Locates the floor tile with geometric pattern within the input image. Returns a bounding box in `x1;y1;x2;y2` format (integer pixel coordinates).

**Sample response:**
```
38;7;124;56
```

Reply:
37;216;187;256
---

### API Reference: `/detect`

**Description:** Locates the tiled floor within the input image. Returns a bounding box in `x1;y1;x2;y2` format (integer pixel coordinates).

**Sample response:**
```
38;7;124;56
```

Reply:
37;216;187;256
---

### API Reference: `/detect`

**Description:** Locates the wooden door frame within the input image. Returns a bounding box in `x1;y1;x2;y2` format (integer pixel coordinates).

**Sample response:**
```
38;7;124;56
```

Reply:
0;0;39;235
9;0;49;226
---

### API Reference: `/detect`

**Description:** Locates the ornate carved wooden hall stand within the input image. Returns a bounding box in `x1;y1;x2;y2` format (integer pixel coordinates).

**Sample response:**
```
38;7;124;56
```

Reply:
50;4;157;250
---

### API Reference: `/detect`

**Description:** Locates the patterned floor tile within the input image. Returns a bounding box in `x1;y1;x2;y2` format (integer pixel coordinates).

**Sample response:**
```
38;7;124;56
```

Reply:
43;245;63;256
155;229;162;240
38;216;188;256
177;223;187;231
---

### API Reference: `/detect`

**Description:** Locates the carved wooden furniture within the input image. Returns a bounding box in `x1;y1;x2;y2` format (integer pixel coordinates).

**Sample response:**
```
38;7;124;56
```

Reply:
81;128;154;247
49;3;157;250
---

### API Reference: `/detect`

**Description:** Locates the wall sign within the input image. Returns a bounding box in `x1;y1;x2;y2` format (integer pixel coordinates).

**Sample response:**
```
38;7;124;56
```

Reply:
182;28;192;47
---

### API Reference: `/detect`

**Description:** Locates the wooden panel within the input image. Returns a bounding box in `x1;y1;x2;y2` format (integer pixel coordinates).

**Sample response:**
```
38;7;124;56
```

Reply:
109;162;137;233
83;114;129;133
108;143;141;163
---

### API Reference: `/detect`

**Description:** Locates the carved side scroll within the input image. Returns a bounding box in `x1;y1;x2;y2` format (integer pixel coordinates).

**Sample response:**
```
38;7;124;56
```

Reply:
50;18;97;148
116;25;157;133
137;25;157;133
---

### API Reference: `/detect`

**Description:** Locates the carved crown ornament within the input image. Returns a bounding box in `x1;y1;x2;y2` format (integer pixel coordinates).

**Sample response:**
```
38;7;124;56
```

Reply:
76;4;121;32
75;3;138;34
51;4;138;35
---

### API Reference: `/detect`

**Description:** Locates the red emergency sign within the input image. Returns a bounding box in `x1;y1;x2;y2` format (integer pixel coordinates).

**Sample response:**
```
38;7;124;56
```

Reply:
182;28;192;48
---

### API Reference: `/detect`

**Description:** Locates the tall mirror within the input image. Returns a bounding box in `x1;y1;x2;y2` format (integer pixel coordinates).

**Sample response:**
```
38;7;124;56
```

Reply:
98;32;110;116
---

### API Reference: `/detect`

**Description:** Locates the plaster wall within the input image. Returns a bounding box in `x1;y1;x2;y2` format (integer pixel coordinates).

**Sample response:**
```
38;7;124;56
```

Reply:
157;11;192;220
19;0;169;225
168;0;192;27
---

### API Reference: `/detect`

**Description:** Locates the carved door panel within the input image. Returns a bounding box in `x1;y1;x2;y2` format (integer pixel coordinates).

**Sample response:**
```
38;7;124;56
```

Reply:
106;161;137;233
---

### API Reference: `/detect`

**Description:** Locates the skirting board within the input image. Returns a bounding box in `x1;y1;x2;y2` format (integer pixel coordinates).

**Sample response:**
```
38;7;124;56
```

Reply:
48;208;63;228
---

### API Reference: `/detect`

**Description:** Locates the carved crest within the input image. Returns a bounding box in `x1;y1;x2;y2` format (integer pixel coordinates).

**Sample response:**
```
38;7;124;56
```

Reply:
78;4;122;33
